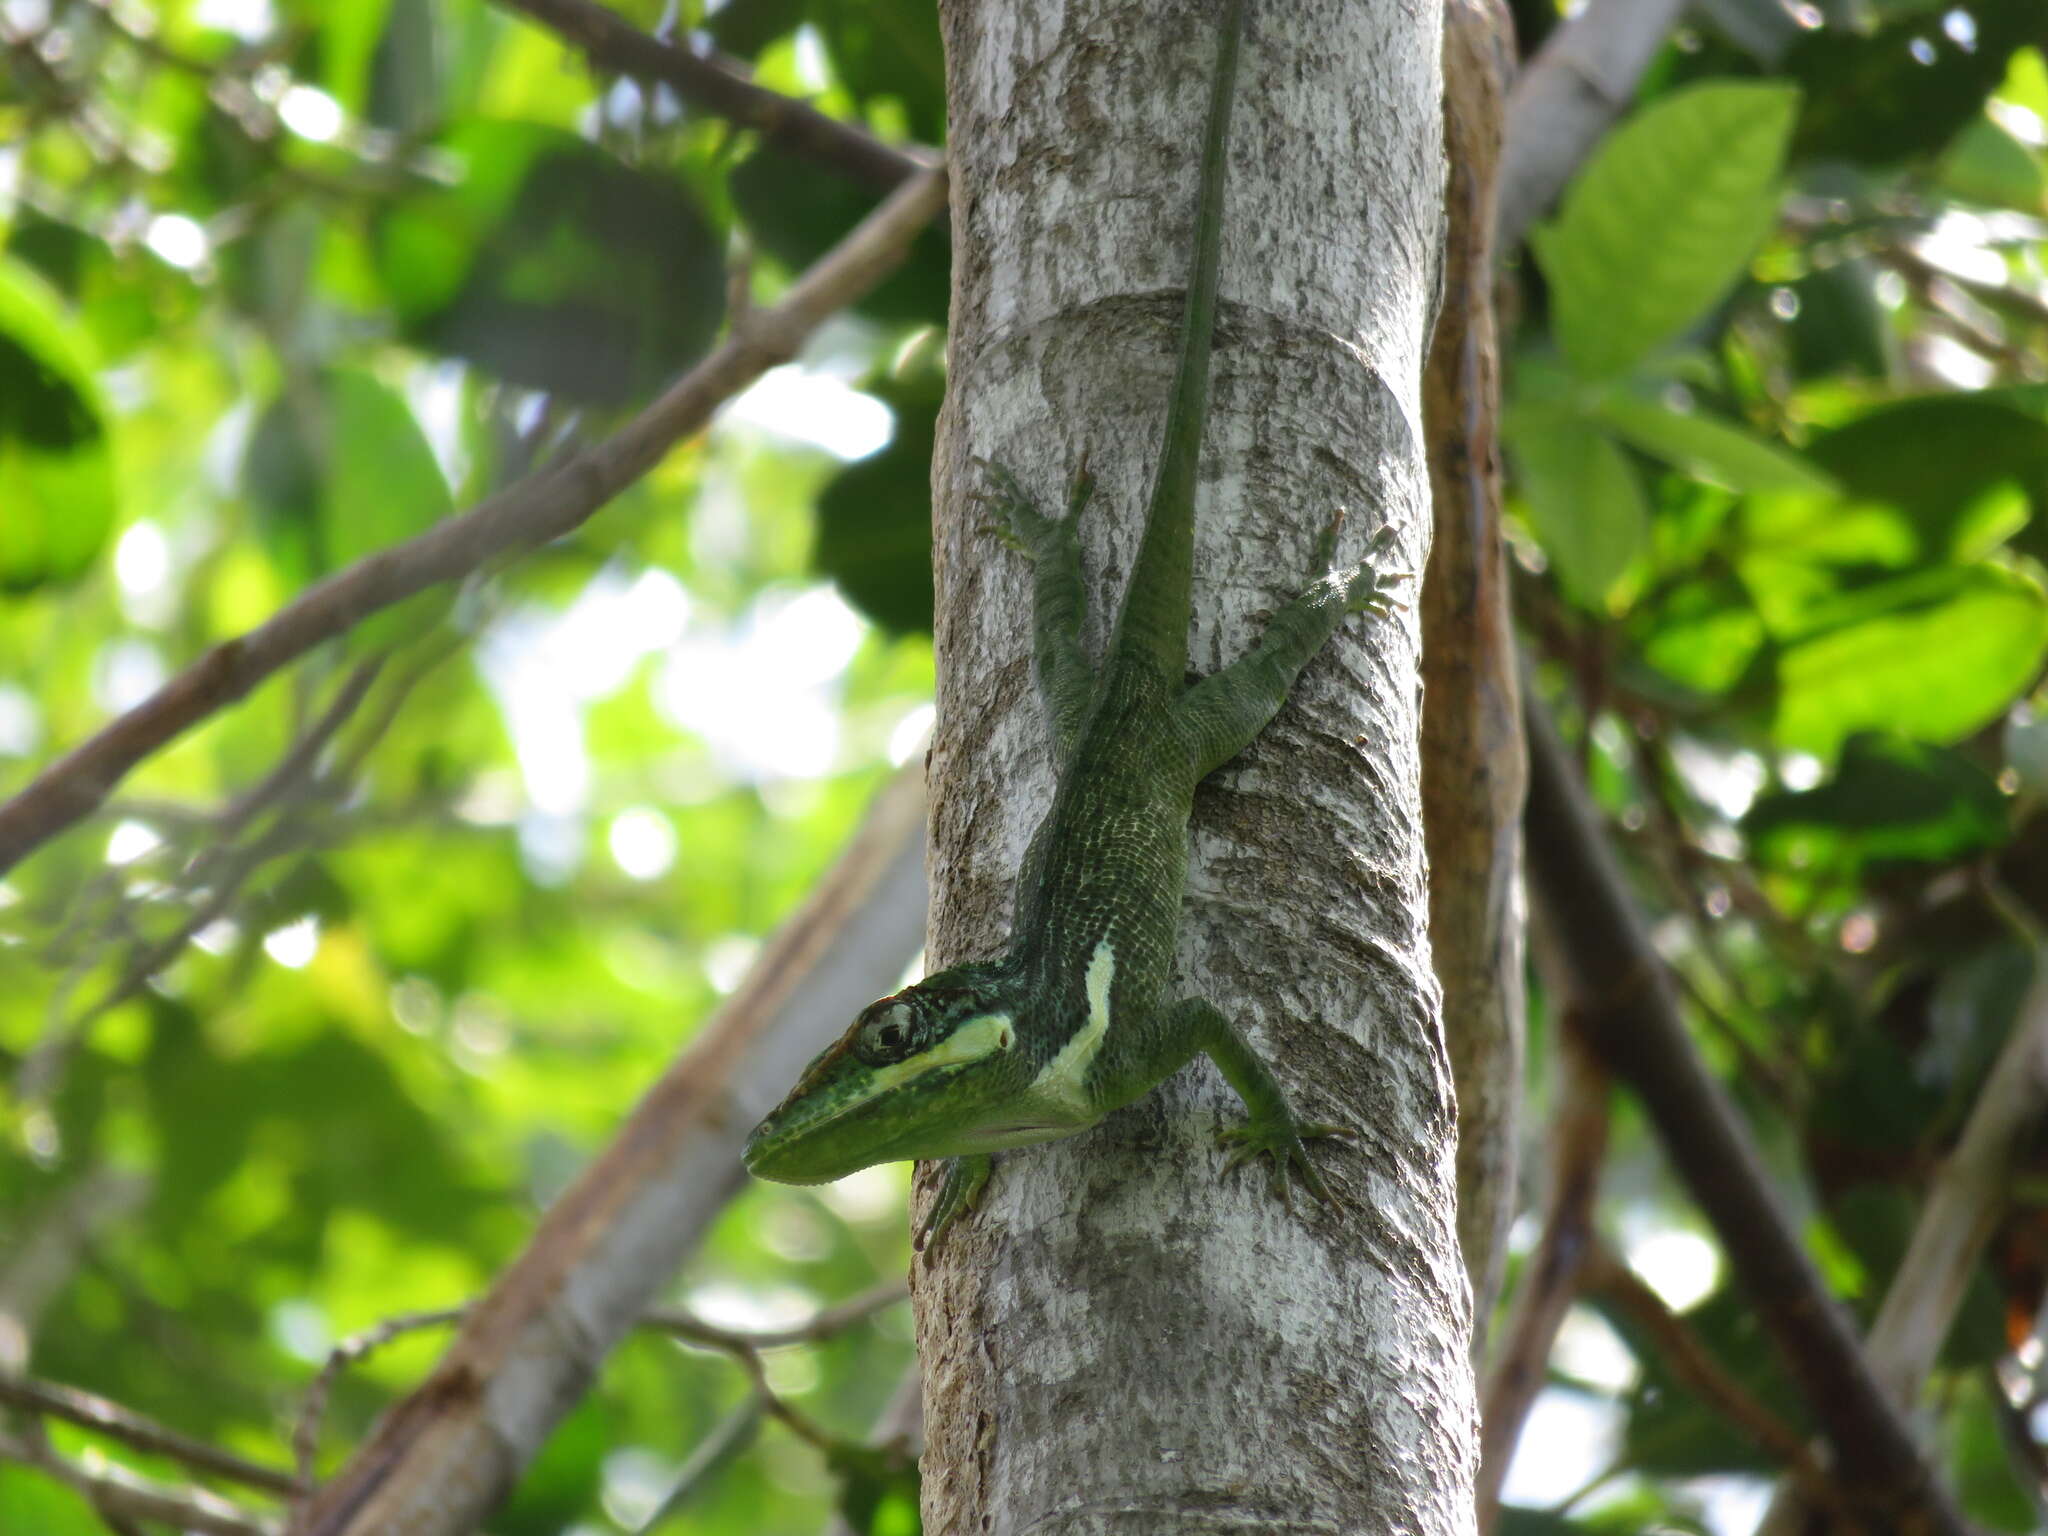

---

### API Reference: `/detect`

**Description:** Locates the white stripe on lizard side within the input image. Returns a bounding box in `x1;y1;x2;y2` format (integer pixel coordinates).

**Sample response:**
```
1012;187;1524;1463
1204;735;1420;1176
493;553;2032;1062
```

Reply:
1029;938;1115;1111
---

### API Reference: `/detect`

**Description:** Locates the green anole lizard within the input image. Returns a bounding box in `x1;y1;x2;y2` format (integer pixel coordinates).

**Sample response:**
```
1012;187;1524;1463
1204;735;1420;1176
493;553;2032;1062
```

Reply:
744;0;1405;1248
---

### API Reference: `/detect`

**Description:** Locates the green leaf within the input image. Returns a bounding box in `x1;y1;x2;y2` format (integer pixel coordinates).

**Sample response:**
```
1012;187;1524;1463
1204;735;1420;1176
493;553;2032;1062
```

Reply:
1743;734;2007;870
0;257;117;593
1636;577;1766;696
1940;112;2048;213
245;369;452;570
1773;565;2048;757
1532;82;1799;380
731;147;950;329
1505;405;1649;611
1805;393;2048;563
1597;393;1839;494
1791;2;2041;165
813;371;939;634
242;369;453;647
375;122;725;403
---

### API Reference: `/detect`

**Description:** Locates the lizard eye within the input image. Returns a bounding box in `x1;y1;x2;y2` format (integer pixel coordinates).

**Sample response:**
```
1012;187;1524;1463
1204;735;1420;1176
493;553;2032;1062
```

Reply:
858;1005;913;1062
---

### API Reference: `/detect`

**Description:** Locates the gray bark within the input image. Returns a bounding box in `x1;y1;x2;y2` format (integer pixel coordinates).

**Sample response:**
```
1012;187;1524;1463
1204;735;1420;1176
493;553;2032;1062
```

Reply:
917;2;1473;1533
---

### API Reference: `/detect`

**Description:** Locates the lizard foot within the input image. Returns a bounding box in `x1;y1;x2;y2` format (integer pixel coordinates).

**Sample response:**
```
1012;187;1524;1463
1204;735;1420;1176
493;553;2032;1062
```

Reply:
914;1153;991;1252
972;455;1093;560
1217;1117;1355;1213
1339;523;1411;619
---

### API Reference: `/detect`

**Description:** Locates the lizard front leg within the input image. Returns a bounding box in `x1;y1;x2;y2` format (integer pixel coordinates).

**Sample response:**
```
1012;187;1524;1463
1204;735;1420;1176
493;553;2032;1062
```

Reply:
1171;998;1353;1210
1088;997;1352;1213
1176;518;1408;777
915;1153;992;1251
977;457;1098;755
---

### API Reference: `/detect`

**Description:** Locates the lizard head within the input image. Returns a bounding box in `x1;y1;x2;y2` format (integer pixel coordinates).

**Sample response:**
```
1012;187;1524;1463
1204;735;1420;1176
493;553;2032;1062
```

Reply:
742;964;1026;1185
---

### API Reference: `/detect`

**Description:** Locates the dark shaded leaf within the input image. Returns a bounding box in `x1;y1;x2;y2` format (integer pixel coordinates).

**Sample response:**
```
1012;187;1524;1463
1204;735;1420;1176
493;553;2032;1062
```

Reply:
731;146;949;328
0;259;116;593
1744;734;2006;870
1791;0;2040;165
813;370;940;633
376;122;725;403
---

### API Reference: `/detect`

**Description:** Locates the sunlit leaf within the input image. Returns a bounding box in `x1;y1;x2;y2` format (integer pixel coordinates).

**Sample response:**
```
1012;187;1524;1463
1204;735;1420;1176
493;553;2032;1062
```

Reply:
1505;405;1649;611
375;122;725;403
1597;393;1839;494
1772;565;2048;756
0;258;116;593
1533;82;1799;380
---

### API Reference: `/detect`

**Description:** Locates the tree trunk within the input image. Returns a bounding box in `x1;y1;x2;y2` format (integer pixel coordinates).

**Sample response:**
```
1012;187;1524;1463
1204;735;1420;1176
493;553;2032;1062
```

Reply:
916;2;1472;1532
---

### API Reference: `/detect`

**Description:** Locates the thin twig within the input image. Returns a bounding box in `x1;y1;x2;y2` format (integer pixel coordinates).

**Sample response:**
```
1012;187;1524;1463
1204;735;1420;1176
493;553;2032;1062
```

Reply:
1580;1242;1852;1520
630;1396;764;1534
0;1428;277;1536
1522;690;1972;1535
0;1370;301;1498
289;1307;467;1509
0;163;949;879
643;1281;907;1351
1478;1021;1608;1530
489;0;933;194
286;1283;905;1511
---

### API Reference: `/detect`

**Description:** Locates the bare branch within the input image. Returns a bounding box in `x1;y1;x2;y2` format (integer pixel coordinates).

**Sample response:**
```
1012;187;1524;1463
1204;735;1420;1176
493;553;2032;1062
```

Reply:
1496;0;1688;252
1522;693;1972;1535
0;1370;300;1498
1580;1242;1851;1518
1477;1024;1607;1530
643;1281;907;1352
0;164;948;879
1424;0;1522;1342
291;762;927;1536
288;1306;467;1512
0;1428;277;1536
490;0;934;192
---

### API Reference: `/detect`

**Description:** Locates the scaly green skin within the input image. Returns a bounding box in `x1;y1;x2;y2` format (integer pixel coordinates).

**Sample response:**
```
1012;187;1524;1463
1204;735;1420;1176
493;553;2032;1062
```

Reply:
743;0;1406;1248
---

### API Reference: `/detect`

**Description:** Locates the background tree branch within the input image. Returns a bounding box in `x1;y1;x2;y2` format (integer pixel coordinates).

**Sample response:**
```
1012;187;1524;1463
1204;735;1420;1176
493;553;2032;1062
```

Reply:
0;164;948;880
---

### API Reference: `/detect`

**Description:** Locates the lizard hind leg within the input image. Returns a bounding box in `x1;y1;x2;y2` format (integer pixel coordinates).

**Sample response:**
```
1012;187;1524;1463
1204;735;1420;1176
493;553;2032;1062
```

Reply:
974;455;1100;752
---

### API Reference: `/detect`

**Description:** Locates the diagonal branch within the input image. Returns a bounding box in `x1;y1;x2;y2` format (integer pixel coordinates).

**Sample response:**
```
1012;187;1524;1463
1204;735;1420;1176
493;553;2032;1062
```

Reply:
0;163;948;881
490;0;933;192
0;1428;277;1536
0;1370;300;1499
1522;691;1972;1536
289;761;928;1536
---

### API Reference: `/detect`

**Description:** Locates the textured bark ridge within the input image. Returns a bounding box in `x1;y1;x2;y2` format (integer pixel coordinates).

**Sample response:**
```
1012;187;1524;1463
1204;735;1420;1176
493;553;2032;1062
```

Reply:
918;3;1475;1533
1423;0;1523;1352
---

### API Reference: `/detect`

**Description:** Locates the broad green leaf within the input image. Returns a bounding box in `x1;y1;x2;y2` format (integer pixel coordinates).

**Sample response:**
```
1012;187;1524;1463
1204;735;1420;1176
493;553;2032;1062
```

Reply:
1939;113;2048;213
1597;394;1838;494
0;258;116;593
1773;565;2048;756
242;369;452;648
1532;82;1799;380
814;371;940;634
1636;577;1765;696
1804;393;2048;562
245;369;451;573
375;122;724;403
731;147;950;329
1743;734;2006;870
1505;405;1648;611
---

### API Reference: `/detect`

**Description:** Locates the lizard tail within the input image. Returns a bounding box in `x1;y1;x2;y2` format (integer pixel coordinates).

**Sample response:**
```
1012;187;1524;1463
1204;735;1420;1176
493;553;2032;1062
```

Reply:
1110;0;1246;681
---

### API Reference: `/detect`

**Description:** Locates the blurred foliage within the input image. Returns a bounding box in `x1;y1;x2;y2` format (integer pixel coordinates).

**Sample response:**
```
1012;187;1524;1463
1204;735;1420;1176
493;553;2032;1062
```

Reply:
0;0;2045;1532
